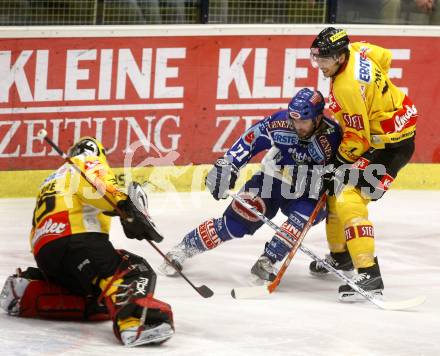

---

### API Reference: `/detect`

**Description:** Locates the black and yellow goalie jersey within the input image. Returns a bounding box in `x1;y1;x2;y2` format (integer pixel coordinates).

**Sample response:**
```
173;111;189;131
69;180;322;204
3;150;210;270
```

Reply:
30;155;126;255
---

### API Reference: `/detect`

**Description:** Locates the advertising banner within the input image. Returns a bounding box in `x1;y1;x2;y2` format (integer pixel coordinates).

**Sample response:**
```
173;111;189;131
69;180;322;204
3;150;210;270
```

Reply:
0;31;438;172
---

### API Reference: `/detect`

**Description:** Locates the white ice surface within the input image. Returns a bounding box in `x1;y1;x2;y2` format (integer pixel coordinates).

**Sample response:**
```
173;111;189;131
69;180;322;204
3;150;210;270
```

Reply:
0;190;439;356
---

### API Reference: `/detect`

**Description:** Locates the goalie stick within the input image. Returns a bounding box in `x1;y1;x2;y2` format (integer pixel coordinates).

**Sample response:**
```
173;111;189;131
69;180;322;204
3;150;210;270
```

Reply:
37;129;213;299
230;193;425;311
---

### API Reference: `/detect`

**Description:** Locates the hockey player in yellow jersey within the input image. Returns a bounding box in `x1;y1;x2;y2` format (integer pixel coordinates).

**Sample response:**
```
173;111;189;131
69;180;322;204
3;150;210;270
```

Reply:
309;28;417;301
0;137;174;346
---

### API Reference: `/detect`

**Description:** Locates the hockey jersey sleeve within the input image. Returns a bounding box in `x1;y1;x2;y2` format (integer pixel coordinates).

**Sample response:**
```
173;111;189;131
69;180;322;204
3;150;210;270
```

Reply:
224;117;273;169
351;42;392;74
71;156;127;211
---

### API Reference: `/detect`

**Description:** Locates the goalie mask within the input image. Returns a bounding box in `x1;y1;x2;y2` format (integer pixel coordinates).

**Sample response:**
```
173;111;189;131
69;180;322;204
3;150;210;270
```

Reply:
68;137;106;158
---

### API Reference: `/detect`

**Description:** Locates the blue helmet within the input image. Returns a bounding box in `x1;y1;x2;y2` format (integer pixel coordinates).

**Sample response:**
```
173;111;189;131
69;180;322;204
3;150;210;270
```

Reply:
288;88;325;121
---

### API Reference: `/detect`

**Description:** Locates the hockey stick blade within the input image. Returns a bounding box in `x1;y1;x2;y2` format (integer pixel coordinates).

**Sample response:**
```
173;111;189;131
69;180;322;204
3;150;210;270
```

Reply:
372;295;426;311
231;286;270;299
197;285;215;298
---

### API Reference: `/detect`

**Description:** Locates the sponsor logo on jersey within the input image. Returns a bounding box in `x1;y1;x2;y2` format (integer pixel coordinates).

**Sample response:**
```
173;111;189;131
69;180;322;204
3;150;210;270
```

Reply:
308;143;325;164
318;135;333;162
273;132;299;145
343;113;364;131
377;174;394;191
328;90;341;113
380;97;418;134
231;192;266;222
355;51;372;84
290;147;312;163
352;157;370;170
394;104;418;132
197;219;220;250
243;130;255;144
32;211;71;254
268;120;294;130
359;46;369;60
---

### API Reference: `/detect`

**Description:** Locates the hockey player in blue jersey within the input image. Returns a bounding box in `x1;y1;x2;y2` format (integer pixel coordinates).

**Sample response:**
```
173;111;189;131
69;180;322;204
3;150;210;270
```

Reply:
159;88;342;282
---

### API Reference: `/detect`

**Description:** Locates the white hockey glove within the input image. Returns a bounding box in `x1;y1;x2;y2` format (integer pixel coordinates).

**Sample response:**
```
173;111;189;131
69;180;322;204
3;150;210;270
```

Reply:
205;158;238;200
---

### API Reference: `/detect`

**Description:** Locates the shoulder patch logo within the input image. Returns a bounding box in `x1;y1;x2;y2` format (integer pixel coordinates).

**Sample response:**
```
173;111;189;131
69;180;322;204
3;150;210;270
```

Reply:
355;50;372;84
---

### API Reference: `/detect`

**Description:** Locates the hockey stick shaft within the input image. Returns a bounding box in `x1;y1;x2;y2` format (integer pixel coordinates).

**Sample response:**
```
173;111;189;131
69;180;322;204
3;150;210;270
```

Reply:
230;192;326;293
268;193;326;292
231;193;376;299
230;192;425;309
38;129;213;298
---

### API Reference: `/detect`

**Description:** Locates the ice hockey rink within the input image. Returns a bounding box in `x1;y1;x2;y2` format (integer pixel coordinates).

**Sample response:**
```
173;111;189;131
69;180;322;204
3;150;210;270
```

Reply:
0;190;439;356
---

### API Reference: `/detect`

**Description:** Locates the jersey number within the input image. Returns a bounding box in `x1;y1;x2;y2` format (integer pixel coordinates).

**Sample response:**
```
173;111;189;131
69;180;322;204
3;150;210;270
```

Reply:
34;194;56;225
229;144;249;163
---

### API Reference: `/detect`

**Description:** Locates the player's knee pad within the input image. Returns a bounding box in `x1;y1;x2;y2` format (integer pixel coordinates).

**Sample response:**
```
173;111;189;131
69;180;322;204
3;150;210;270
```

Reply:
224;192;276;236
0;267;109;321
98;250;173;341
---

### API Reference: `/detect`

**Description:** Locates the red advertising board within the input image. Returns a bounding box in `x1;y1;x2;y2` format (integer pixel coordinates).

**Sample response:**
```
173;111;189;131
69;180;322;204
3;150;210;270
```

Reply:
0;32;438;170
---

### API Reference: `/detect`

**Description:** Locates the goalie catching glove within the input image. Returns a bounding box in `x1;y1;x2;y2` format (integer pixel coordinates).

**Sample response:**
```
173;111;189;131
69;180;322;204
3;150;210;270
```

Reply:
205;157;239;200
118;182;164;242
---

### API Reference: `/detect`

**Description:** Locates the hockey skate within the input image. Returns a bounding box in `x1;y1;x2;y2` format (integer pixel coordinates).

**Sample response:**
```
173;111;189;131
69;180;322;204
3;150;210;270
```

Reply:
338;259;384;302
250;256;277;283
158;244;189;277
121;322;174;347
309;251;354;277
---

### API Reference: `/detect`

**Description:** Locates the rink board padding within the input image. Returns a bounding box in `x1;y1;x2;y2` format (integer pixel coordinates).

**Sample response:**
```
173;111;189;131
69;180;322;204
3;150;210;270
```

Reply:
0;163;438;198
0;25;438;173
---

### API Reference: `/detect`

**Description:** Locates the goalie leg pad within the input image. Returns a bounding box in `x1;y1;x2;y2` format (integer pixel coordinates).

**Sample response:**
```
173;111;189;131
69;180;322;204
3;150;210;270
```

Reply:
98;250;174;345
0;268;110;321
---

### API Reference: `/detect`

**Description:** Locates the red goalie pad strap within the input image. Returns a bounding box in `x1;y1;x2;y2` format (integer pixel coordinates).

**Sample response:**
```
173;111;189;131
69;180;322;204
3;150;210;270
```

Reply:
20;280;110;321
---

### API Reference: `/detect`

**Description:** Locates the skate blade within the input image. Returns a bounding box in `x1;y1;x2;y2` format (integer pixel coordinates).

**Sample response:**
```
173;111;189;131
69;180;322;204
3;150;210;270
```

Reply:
122;323;174;347
338;289;383;303
310;269;354;280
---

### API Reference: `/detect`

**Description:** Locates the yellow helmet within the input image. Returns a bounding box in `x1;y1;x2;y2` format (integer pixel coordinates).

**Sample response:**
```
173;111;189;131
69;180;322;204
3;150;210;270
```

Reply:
67;137;106;158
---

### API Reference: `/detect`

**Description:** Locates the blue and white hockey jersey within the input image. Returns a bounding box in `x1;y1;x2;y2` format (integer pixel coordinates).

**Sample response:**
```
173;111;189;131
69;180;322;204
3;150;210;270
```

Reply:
224;110;342;186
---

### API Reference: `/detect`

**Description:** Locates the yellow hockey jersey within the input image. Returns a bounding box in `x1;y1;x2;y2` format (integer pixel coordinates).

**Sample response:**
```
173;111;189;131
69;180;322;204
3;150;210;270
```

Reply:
328;42;418;162
30;155;126;256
